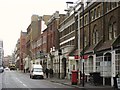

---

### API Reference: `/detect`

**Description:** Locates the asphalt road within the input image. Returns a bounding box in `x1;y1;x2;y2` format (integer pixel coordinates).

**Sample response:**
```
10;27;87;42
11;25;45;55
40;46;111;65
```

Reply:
0;70;115;90
0;70;75;89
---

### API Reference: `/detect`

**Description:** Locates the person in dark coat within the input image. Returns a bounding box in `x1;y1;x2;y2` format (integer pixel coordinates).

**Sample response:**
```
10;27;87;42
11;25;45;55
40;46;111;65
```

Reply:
114;72;120;89
45;68;49;78
49;68;53;78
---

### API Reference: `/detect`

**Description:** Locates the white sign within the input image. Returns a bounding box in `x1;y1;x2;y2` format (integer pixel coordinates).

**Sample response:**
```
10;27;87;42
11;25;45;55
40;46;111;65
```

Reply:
68;56;74;60
117;78;120;89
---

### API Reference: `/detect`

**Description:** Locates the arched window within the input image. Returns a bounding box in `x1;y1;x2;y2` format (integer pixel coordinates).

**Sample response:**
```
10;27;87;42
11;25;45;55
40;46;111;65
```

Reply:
84;36;87;47
92;25;99;45
108;24;112;40
93;32;95;44
108;16;117;40
113;22;117;38
96;31;99;43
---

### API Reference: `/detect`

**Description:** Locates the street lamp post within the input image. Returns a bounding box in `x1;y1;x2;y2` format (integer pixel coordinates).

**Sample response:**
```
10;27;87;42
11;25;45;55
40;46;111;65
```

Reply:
50;47;55;69
66;0;85;87
29;50;35;64
81;2;84;87
58;49;62;79
22;52;29;73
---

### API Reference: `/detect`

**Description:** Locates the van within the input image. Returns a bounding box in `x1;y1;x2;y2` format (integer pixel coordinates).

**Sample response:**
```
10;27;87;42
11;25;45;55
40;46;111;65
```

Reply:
30;64;44;79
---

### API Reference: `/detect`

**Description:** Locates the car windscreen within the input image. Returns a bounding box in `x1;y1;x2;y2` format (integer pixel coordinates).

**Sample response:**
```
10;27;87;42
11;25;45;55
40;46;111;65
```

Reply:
33;68;43;72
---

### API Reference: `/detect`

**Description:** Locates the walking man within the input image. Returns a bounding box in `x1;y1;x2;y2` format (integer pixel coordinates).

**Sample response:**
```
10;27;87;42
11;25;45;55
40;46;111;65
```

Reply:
45;68;49;78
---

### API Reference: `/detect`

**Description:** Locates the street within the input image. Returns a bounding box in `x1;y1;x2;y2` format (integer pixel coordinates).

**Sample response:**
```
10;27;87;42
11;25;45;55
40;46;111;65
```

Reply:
0;70;74;89
0;70;115;90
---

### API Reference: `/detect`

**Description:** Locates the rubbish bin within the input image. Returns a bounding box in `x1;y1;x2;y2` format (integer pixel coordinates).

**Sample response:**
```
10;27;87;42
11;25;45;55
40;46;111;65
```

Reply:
71;70;78;85
89;72;102;85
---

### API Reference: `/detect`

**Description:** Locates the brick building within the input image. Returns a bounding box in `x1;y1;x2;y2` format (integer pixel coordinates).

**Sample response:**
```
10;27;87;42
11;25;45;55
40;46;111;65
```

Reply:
19;31;27;70
78;2;120;86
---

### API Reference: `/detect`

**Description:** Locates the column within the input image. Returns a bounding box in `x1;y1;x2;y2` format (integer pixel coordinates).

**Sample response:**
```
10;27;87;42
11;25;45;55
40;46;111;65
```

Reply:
111;50;116;86
93;54;96;72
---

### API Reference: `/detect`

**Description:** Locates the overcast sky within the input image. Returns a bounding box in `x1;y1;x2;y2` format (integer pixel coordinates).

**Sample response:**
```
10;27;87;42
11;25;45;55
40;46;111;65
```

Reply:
0;0;78;56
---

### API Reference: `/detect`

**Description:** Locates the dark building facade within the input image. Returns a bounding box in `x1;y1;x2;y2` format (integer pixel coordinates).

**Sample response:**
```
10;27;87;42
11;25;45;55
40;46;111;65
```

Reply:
78;2;120;86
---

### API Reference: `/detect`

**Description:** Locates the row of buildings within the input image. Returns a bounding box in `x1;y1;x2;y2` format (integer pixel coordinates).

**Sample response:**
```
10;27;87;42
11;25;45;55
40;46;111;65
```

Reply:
0;40;4;67
13;1;120;86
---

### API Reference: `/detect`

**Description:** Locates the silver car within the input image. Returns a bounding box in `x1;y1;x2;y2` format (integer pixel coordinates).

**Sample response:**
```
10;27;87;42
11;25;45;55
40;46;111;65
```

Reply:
0;67;4;73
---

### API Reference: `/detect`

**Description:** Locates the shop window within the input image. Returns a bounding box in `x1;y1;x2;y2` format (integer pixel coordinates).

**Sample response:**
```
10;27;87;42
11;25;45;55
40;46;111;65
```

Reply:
115;54;120;75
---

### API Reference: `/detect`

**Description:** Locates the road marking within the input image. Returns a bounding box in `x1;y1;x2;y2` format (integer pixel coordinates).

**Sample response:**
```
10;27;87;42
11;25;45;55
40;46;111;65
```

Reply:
15;78;32;90
15;78;28;88
23;84;27;87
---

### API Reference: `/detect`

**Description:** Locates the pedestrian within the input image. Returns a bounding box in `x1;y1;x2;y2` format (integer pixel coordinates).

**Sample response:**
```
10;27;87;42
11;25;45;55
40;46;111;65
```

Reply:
45;68;49;78
49;68;53;78
116;72;120;78
114;72;120;89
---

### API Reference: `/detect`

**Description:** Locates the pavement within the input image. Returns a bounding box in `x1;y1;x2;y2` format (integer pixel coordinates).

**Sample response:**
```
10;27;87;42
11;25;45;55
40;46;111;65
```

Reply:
45;77;115;89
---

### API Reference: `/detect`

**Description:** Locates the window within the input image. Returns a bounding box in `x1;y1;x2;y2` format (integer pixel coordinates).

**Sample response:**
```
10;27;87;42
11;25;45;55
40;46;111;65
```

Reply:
84;36;87;47
91;11;94;21
50;25;52;30
115;53;120;75
34;68;43;72
107;2;112;11
93;32;95;45
43;36;46;44
94;9;97;19
109;2;112;10
96;31;99;43
80;18;83;27
96;56;103;75
84;14;88;25
80;19;81;27
106;2;117;12
108;24;112;40
88;56;93;73
97;6;101;17
106;2;109;12
113;22;117;38
92;28;99;45
108;22;117;40
111;2;117;9
72;23;75;30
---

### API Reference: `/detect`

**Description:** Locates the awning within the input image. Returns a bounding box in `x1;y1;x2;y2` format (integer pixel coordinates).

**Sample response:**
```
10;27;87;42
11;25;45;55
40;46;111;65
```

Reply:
84;45;95;54
68;49;88;60
112;34;120;48
84;39;103;54
96;39;115;52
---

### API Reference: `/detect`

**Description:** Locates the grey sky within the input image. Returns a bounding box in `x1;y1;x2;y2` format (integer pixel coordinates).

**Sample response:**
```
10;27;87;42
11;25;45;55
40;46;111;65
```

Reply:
0;0;76;56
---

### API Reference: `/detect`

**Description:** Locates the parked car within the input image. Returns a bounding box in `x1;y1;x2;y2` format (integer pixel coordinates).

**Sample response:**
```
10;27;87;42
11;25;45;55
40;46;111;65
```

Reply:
4;67;10;71
0;67;4;73
30;64;44;79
